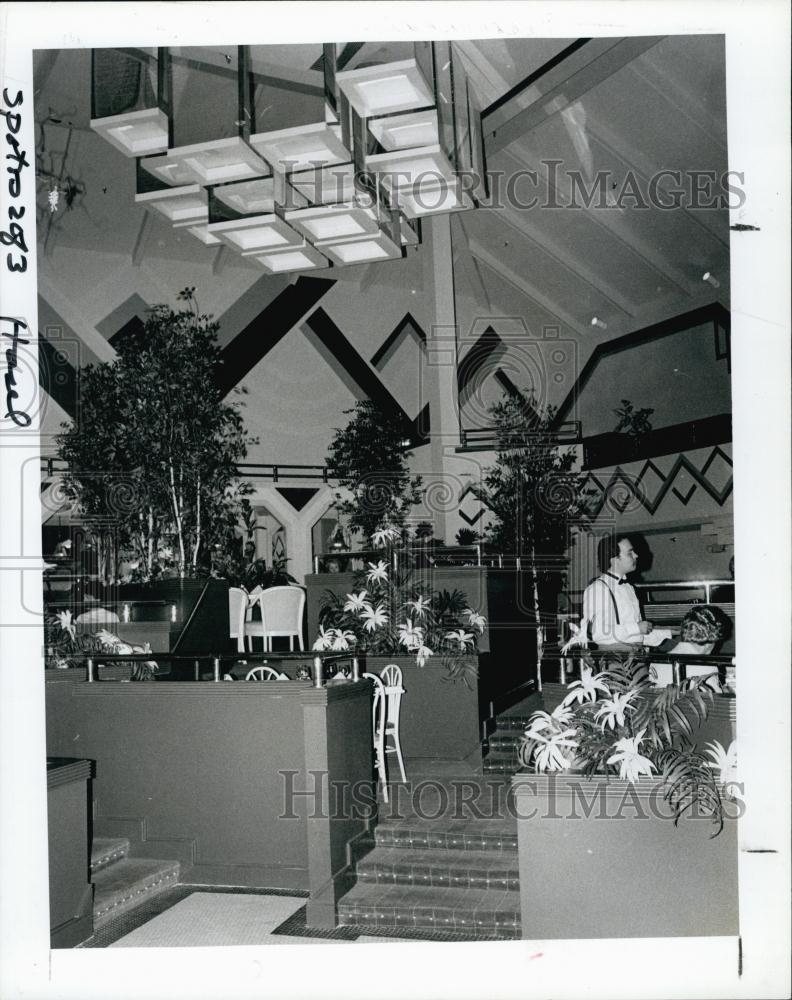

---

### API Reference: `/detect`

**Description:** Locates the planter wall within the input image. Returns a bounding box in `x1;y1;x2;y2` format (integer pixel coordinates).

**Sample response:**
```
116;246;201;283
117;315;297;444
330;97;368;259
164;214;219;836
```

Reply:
47;757;94;948
363;655;482;774
513;772;738;939
45;673;373;925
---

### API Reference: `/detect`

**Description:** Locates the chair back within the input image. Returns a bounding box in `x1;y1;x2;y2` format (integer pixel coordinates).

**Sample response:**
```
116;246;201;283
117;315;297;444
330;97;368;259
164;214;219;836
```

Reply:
379;663;405;732
362;672;386;737
228;587;247;639
75;608;119;624
257;586;305;638
245;665;282;681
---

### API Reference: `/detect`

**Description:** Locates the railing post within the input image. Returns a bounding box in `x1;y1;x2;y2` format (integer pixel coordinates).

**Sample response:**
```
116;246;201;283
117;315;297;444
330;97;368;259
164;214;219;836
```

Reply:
351;656;360;681
314;556;319;574
213;657;221;682
87;657;95;683
672;659;681;686
311;655;324;688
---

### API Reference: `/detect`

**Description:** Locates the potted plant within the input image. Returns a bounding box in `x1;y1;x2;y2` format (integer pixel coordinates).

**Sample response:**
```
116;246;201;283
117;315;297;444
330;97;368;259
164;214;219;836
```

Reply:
511;651;739;939
45;610;160;681
473;390;587;676
314;556;488;769
57;287;256;585
325;400;423;547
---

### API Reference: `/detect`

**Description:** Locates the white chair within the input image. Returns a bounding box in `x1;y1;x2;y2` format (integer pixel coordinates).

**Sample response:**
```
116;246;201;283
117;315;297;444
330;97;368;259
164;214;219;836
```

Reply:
246;586;305;652
228;587;248;653
75;608;119;624
379;663;407;784
245;665;282;681
362;672;389;803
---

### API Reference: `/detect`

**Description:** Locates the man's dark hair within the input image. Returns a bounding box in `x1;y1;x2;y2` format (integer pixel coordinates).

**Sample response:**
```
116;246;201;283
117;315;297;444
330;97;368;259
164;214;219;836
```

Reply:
597;533;632;573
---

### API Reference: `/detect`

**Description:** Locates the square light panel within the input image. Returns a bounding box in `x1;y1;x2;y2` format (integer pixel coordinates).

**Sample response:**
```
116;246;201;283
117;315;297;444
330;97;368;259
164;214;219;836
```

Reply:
289;163;357;206
207;214;302;253
284;203;380;243
368;109;439;151
336;59;434;117
213;177;276;216
249;123;350;174
135;184;208;225
91;108;169;157
320;232;403;266
252;244;328;274
367;145;457;191
142;138;270;187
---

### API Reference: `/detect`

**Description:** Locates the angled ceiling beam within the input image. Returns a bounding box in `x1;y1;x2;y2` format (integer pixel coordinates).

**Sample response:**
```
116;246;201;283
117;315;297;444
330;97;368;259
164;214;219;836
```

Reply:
468;238;590;337
496;145;696;296
132;209;153;266
583;113;729;250
216;276;335;396
479;36;666;153
452;216;492;311
485;201;639;317
627;57;727;154
212;244;229;276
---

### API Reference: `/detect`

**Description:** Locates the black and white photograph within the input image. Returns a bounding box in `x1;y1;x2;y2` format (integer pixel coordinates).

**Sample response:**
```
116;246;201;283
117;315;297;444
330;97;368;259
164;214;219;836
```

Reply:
0;3;789;998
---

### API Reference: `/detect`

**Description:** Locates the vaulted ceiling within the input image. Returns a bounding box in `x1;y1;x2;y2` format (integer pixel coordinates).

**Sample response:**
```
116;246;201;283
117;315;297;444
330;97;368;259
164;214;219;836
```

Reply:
33;34;730;350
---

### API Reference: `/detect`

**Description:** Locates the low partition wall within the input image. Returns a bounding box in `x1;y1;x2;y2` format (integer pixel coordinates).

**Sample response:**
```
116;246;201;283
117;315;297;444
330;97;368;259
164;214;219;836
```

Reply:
363;655;482;775
45;673;374;927
512;772;739;939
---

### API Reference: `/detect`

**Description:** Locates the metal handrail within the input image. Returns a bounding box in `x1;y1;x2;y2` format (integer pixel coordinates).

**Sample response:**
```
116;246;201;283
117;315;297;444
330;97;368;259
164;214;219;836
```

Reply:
61;649;361;686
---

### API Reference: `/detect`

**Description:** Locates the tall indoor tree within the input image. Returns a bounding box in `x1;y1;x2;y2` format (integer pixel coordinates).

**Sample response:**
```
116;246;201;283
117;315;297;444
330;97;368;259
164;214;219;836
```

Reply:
473;391;587;672
57;288;255;582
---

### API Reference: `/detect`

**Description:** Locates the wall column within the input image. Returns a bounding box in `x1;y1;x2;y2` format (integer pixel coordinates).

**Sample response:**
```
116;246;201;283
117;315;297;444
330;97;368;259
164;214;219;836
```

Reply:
421;214;461;543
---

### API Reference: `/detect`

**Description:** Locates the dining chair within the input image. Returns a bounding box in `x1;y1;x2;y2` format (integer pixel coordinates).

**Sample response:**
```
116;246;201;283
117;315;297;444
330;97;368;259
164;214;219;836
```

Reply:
362;672;388;803
75;608;120;624
247;586;305;653
245;665;282;681
379;663;407;783
228;586;248;653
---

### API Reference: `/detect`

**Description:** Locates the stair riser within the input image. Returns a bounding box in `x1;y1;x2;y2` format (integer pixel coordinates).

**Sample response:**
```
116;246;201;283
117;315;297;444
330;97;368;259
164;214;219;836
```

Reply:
374;830;517;853
338;907;521;937
357;868;519;892
94;869;180;928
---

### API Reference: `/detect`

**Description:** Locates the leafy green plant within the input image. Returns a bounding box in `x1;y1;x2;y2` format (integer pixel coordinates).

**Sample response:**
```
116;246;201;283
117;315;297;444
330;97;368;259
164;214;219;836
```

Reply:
455;528;480;546
613;399;654;438
45;611;159;680
325;400;423;544
473;390;587;673
57;288;256;582
519;652;734;836
315;559;486;687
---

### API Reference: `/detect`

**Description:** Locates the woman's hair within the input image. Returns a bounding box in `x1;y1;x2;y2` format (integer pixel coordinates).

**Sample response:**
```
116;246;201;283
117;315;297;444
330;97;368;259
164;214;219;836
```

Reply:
679;605;731;644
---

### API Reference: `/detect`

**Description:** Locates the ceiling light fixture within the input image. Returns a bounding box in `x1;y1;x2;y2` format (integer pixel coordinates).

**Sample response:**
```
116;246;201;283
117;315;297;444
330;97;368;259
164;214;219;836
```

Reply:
91;42;489;273
591;317;608;330
702;271;720;288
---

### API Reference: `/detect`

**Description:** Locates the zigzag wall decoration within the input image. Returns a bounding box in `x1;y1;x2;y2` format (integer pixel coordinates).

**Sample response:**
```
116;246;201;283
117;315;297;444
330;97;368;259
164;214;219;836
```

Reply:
582;447;733;520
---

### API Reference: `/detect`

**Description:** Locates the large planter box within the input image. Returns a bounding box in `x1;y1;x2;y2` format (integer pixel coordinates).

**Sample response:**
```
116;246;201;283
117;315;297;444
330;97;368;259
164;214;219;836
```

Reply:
363;655;483;775
513;772;739;939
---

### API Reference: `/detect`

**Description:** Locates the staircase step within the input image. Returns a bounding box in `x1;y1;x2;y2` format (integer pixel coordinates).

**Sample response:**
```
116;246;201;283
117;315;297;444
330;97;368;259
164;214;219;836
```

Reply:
374;819;517;853
356;845;520;891
92;857;180;927
488;732;525;751
90;837;131;874
493;715;533;731
337;882;520;938
482;755;523;776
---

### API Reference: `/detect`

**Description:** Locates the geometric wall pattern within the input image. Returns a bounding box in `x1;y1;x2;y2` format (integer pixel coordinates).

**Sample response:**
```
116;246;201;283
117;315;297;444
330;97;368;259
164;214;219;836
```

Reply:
582;446;733;520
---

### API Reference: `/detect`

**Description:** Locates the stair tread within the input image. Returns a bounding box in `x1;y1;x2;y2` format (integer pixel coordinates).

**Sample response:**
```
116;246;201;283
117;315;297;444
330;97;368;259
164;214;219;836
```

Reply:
92;857;180;904
339;882;520;911
90;837;130;869
376;816;517;831
358;845;520;870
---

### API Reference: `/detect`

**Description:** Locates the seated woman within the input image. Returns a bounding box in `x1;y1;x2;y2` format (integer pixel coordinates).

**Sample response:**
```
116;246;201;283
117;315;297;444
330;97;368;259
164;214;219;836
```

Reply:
651;605;732;688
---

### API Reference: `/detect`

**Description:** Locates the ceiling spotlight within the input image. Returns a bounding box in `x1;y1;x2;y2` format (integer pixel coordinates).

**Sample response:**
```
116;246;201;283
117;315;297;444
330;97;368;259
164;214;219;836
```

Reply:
590;317;607;330
702;271;720;288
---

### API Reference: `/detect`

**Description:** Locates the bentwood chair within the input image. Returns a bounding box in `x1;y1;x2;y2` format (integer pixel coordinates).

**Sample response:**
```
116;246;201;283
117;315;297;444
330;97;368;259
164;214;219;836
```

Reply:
245;665;282;681
362;672;389;802
379;663;407;784
247;586;305;652
228;587;248;653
